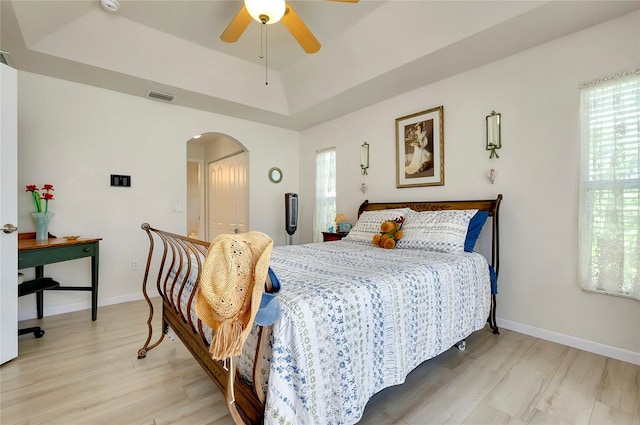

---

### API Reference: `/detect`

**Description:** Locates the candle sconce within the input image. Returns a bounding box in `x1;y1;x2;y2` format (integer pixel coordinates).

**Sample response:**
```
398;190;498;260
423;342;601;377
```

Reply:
360;142;369;175
486;111;501;159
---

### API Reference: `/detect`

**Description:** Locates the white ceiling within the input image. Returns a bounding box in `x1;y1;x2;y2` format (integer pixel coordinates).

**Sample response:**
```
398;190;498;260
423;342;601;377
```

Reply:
2;0;639;130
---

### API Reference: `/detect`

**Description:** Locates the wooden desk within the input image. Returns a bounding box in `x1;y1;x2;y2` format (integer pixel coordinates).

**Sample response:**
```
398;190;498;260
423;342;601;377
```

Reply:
18;236;102;321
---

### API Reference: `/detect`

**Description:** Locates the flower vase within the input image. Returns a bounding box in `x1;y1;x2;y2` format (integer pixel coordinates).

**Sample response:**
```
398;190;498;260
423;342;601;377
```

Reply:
32;212;54;241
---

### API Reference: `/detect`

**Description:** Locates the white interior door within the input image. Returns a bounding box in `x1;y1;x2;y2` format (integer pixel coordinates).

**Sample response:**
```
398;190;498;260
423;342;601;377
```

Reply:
0;63;19;364
207;152;248;239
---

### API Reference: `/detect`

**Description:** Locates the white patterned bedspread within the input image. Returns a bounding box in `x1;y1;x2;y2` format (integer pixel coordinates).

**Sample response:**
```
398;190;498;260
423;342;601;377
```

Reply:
261;240;491;425
169;240;491;424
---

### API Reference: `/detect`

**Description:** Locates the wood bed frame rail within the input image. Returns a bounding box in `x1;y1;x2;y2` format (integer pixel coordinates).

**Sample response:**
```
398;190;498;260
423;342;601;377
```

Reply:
136;223;264;424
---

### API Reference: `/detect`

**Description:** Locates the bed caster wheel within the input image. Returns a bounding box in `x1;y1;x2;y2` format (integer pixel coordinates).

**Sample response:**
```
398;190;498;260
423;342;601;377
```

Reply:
456;340;466;351
34;329;45;338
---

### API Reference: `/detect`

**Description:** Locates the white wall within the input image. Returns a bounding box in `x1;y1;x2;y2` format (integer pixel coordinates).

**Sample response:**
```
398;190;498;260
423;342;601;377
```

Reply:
17;72;299;316
299;12;640;358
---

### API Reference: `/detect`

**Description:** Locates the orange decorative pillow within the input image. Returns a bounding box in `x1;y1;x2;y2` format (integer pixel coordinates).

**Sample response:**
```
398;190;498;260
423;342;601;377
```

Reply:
372;216;405;249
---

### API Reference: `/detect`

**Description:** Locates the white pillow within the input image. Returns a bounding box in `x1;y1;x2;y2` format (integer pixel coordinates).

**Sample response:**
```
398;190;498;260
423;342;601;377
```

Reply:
396;209;478;252
343;208;411;244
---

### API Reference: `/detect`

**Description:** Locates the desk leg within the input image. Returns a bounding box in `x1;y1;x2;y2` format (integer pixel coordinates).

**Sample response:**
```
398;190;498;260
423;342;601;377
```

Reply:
91;245;99;321
35;265;44;319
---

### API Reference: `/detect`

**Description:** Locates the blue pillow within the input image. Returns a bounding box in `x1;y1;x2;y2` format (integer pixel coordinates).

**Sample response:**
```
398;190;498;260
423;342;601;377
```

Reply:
464;210;489;252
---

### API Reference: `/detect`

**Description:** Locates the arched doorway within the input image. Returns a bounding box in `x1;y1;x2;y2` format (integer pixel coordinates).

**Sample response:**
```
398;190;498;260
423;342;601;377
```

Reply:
186;132;249;241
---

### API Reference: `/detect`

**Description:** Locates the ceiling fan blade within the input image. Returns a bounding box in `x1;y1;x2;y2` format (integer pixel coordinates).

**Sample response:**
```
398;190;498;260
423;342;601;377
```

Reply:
220;5;252;43
281;3;321;54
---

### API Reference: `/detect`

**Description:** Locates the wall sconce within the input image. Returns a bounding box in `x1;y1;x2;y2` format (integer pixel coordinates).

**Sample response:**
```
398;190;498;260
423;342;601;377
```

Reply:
360;142;369;175
486;111;501;158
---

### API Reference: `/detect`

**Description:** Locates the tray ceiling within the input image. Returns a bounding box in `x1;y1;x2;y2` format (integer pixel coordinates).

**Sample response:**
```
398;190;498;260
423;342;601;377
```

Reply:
1;0;638;130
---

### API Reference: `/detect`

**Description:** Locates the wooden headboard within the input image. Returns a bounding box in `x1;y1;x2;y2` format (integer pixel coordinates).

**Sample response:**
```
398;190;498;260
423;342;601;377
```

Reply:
358;194;503;334
358;194;502;269
357;195;502;217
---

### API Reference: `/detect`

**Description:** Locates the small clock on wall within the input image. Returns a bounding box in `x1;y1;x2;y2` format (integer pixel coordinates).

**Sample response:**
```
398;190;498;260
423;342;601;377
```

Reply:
268;167;283;184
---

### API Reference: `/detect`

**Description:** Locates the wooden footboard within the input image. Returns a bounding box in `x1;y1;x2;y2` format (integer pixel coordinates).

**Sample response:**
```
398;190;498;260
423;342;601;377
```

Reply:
136;224;264;424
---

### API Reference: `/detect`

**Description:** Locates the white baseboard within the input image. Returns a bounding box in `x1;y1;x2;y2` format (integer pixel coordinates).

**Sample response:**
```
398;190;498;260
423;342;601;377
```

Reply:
18;291;159;321
498;318;640;366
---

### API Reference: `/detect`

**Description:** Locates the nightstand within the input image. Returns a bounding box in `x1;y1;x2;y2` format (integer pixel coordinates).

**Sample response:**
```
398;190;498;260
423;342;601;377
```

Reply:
322;231;349;242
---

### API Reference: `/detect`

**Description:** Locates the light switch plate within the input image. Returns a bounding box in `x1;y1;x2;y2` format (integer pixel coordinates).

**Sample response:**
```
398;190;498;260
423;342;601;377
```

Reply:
110;174;131;187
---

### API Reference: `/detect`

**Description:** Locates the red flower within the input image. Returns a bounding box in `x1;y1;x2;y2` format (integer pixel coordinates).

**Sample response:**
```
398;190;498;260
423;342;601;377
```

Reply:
25;184;55;213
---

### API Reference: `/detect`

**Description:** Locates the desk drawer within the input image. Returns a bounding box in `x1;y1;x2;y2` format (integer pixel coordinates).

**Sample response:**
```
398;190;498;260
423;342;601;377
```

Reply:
19;243;97;269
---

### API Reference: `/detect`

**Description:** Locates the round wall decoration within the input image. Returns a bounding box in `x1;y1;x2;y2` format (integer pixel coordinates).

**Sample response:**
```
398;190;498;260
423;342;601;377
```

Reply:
268;167;283;183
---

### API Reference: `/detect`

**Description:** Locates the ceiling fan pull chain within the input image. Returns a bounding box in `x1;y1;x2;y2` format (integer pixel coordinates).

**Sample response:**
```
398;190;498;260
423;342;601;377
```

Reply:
265;24;269;85
260;23;265;59
258;23;268;85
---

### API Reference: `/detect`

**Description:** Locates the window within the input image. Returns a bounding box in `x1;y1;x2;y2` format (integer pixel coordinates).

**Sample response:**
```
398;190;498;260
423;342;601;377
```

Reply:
314;148;336;242
579;70;639;300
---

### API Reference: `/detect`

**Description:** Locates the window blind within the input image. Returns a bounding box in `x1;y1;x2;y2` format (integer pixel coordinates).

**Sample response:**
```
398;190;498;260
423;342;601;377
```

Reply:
314;148;336;242
579;70;639;299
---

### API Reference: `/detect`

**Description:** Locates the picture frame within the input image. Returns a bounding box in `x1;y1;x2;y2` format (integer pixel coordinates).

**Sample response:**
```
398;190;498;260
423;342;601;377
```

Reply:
395;105;444;188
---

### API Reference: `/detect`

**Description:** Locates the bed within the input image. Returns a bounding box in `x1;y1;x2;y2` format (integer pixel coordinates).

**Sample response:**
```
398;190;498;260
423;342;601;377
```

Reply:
136;195;502;424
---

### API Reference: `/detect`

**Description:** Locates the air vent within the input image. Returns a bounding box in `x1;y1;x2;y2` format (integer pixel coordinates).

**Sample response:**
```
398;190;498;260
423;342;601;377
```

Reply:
0;51;13;67
147;90;176;103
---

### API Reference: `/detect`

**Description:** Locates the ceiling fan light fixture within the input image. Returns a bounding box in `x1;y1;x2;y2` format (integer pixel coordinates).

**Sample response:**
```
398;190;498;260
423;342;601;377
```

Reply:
244;0;285;24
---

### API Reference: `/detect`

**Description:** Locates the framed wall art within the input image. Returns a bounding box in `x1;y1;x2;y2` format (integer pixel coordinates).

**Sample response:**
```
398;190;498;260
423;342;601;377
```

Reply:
395;105;444;188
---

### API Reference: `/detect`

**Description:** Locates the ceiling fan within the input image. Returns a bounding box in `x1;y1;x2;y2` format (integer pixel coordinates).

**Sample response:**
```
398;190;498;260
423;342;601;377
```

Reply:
220;0;359;54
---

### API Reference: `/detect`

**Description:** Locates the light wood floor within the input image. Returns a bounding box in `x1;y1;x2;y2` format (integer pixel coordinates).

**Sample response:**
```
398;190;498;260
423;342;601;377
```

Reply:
1;299;638;425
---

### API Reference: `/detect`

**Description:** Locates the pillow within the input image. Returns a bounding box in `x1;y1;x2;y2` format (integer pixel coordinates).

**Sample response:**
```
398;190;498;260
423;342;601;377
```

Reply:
343;208;411;244
396;209;478;252
464;210;489;252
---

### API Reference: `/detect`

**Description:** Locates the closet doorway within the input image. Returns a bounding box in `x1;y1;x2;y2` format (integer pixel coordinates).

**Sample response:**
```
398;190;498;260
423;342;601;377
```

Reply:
186;133;248;241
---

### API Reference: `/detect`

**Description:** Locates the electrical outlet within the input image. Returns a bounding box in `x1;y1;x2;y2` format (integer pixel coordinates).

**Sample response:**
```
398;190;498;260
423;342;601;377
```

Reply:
132;259;140;270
